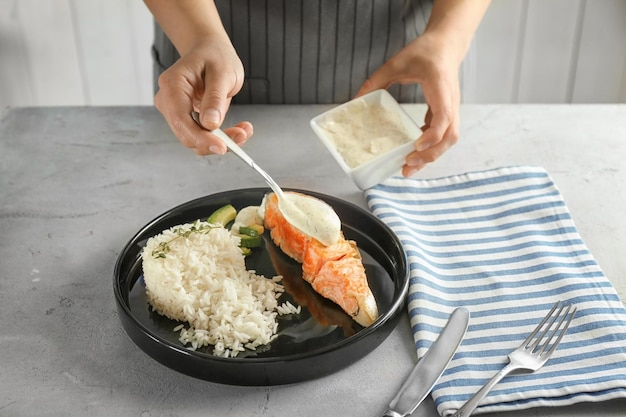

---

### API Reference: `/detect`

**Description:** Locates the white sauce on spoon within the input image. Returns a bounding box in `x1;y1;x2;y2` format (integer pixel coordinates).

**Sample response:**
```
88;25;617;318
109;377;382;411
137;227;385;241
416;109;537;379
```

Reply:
281;193;341;246
190;116;340;244
260;192;342;246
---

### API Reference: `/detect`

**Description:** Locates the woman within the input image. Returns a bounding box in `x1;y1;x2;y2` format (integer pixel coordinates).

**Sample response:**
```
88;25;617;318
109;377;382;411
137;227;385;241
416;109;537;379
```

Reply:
145;0;490;177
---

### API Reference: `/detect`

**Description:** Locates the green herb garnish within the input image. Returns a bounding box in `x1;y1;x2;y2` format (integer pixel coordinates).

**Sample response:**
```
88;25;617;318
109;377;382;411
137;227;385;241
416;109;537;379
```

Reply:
151;220;217;259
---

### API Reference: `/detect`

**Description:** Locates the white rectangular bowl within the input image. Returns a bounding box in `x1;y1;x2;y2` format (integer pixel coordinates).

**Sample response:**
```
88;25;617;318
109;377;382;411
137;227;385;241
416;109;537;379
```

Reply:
310;89;421;190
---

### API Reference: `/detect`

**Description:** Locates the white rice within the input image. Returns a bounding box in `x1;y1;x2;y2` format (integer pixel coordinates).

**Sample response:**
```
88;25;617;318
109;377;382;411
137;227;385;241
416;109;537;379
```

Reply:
277;301;302;315
141;220;295;358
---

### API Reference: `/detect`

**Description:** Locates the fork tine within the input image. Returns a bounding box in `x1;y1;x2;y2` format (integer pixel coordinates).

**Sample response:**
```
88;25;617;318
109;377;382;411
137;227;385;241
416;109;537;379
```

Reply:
523;301;560;348
531;302;567;352
536;304;571;355
544;305;577;357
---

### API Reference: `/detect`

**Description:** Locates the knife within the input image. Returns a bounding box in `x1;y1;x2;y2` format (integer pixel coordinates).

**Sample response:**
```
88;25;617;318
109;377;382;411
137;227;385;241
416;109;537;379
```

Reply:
382;307;470;417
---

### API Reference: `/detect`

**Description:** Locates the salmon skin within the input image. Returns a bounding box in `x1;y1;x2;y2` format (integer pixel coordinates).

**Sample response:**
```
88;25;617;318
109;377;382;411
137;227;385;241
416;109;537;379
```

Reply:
263;192;379;327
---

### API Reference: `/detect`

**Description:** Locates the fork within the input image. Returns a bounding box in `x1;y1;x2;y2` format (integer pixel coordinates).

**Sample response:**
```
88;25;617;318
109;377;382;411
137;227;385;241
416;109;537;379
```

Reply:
452;300;577;417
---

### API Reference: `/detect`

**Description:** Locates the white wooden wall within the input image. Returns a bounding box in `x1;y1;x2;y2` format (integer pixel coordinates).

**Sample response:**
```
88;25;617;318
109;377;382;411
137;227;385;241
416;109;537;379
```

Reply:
1;0;625;109
469;0;626;104
0;0;153;107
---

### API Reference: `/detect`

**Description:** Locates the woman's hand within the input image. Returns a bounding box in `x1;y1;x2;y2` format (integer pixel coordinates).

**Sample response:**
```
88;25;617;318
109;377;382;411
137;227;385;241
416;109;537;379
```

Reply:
144;0;255;155
356;32;460;177
154;38;253;155
357;0;490;177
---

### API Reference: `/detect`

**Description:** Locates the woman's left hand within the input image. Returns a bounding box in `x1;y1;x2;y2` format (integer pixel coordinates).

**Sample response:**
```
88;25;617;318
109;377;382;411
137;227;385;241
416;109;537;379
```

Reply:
356;32;461;177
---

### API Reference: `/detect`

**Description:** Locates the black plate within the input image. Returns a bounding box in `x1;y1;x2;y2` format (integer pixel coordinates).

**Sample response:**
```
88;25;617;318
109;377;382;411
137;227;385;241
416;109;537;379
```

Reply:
113;188;408;385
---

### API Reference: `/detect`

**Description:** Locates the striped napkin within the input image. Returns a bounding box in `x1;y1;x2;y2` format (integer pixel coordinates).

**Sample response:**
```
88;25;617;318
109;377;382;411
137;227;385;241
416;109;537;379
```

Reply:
365;166;626;416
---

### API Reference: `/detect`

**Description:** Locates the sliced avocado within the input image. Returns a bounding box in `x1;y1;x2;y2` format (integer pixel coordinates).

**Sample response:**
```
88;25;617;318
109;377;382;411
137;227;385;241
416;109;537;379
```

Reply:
238;225;260;237
207;204;237;227
248;224;265;235
238;234;262;248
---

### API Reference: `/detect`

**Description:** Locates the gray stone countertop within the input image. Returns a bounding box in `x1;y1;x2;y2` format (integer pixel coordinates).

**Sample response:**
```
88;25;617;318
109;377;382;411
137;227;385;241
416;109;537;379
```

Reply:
1;104;625;416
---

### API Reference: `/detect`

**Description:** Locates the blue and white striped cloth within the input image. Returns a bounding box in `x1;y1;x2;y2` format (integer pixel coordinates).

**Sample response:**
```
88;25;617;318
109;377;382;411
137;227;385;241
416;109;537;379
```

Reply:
365;166;626;416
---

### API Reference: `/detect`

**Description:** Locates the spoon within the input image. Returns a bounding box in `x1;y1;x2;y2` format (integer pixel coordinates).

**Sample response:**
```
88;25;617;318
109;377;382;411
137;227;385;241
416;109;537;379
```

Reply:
191;112;340;246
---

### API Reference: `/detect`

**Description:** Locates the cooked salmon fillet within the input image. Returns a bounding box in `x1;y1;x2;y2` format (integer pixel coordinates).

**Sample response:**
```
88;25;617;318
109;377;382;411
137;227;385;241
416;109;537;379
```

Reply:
264;192;379;327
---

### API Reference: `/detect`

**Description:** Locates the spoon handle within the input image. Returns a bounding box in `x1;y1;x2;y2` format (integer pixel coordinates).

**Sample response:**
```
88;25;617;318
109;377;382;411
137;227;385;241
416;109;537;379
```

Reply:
191;111;286;199
211;128;286;199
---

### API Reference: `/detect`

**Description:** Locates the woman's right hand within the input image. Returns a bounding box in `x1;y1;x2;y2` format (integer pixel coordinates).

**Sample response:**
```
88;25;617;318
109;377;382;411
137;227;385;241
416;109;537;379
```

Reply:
153;38;253;155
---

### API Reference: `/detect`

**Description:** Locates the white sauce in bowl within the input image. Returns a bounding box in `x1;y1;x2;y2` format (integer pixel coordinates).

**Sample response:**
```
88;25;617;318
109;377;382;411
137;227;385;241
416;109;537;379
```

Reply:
317;101;413;168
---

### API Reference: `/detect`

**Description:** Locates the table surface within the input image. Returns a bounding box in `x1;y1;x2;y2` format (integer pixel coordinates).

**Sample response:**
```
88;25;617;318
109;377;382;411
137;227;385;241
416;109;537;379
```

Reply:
1;104;625;417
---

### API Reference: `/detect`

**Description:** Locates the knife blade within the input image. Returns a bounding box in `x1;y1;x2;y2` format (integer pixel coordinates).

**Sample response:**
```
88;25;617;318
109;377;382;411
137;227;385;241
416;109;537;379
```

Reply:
382;307;470;417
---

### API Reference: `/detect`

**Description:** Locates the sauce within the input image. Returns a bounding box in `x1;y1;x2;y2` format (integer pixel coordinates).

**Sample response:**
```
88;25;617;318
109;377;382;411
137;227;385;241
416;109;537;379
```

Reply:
260;192;341;246
317;101;412;168
281;193;341;246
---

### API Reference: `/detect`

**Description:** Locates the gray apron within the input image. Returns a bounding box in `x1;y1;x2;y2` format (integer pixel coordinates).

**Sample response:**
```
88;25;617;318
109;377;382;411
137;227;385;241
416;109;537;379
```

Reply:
151;0;433;104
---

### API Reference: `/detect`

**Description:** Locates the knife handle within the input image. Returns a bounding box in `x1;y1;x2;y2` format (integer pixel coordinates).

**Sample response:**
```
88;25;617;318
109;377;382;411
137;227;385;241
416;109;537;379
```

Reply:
382;410;403;417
